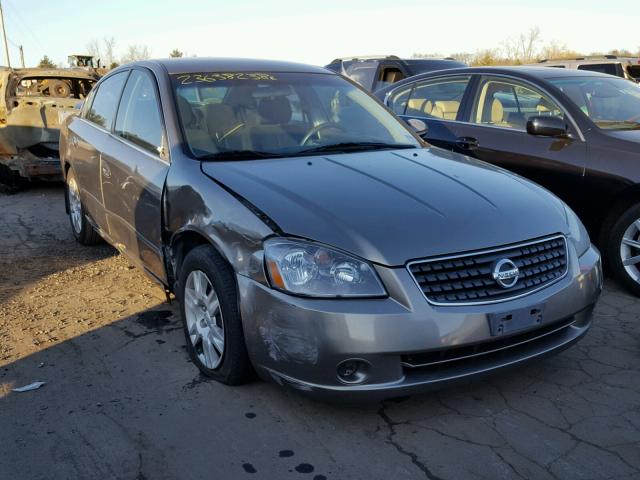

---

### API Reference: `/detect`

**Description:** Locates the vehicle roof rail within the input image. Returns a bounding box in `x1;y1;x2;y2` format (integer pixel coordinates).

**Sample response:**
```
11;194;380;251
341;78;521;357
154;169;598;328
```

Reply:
329;55;401;63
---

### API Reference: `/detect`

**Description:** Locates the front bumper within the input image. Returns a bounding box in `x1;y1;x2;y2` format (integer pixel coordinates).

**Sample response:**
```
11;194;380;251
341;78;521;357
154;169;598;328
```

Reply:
238;245;602;401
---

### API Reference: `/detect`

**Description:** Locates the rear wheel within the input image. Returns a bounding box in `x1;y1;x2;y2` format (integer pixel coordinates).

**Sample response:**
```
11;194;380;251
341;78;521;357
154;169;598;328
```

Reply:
607;203;640;296
178;245;253;384
66;168;101;245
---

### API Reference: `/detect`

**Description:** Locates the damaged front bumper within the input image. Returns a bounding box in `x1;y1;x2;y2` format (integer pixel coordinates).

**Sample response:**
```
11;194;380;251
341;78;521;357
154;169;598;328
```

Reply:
238;245;602;401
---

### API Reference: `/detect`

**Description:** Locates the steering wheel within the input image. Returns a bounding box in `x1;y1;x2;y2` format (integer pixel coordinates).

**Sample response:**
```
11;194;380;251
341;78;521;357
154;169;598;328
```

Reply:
300;122;346;146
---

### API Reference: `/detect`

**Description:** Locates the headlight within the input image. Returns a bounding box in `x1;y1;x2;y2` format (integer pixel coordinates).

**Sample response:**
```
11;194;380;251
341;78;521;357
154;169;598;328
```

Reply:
264;238;386;297
564;204;590;256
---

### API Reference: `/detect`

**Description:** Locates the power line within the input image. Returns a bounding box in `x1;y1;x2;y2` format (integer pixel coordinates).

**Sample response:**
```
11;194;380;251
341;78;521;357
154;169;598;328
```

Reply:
3;0;45;56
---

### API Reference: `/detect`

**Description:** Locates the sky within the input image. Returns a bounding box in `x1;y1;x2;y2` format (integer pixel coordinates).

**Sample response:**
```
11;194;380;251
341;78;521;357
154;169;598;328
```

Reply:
3;0;640;68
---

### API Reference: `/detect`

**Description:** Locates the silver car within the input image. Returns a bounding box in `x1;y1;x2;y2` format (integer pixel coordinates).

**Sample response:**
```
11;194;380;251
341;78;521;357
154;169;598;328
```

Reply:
60;58;602;400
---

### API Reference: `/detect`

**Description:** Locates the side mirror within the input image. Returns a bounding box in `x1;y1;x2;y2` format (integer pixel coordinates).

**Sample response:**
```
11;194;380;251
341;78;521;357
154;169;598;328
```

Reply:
406;118;428;135
73;101;84;110
526;115;568;137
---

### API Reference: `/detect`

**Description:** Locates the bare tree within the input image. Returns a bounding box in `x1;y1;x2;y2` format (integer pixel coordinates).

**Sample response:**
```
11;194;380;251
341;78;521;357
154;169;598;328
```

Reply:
103;36;116;68
502;26;542;64
539;41;581;61
86;38;102;60
411;52;444;59
85;36;117;68
121;44;151;64
449;52;475;65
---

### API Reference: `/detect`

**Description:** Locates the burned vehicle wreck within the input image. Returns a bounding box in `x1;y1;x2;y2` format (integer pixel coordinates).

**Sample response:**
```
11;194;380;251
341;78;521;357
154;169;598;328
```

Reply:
0;67;98;186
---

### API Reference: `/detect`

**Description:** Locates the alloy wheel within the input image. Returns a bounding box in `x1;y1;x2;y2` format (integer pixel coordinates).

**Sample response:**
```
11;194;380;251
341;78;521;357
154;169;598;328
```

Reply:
620;218;640;284
67;175;83;234
184;270;225;369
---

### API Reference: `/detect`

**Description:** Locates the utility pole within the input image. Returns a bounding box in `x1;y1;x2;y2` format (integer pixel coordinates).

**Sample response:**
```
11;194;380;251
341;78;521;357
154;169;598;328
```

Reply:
0;0;9;68
19;45;24;67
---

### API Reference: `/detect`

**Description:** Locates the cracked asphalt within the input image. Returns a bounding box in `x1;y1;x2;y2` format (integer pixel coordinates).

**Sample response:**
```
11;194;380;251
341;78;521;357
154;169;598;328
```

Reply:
1;186;639;480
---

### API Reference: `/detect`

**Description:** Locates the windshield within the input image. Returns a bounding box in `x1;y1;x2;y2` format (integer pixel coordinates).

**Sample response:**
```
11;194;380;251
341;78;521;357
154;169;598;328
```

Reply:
549;76;640;130
171;72;420;159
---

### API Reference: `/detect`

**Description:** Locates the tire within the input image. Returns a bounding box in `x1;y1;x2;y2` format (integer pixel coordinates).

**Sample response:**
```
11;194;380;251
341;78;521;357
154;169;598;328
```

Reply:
66;168;101;245
48;80;71;98
178;245;253;385
0;164;25;194
606;202;640;296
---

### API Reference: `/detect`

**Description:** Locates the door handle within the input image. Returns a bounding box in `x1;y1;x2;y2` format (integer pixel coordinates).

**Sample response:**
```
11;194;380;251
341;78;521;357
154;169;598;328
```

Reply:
70;136;79;147
455;137;479;150
101;163;111;179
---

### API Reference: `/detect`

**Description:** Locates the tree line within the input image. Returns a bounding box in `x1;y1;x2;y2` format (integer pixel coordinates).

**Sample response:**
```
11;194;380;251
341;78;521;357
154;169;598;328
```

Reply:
412;27;640;65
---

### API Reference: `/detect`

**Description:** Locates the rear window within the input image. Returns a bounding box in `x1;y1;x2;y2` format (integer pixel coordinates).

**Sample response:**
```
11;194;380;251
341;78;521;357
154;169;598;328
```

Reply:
577;63;621;77
15;76;96;99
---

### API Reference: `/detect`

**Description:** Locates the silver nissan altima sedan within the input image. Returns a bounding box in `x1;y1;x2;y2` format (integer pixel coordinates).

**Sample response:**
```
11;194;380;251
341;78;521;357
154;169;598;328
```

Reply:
60;58;602;400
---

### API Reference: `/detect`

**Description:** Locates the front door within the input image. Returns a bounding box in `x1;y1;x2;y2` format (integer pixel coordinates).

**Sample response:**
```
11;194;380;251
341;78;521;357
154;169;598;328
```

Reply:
101;68;169;282
391;74;476;151
450;75;587;210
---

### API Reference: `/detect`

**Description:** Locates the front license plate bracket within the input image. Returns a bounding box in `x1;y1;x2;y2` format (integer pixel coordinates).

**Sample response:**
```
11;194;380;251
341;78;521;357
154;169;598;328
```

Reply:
488;304;544;336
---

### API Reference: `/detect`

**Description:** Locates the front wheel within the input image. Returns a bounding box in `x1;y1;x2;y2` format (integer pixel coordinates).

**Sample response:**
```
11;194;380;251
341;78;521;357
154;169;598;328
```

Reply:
66;168;101;245
178;245;253;384
607;203;640;296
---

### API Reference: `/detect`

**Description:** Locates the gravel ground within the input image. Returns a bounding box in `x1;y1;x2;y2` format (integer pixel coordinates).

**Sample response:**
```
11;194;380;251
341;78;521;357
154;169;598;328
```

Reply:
1;186;639;480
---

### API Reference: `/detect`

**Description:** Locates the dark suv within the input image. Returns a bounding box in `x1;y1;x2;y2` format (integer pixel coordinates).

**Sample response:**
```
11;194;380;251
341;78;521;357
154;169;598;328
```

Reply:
325;55;466;92
377;66;640;295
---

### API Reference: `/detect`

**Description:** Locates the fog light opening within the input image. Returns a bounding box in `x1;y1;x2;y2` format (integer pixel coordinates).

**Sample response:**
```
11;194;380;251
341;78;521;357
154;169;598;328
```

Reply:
336;359;370;385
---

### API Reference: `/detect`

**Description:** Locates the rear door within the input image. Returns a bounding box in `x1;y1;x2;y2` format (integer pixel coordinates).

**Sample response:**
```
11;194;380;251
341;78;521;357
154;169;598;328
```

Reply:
67;71;128;229
449;75;587;208
100;68;169;282
389;74;476;150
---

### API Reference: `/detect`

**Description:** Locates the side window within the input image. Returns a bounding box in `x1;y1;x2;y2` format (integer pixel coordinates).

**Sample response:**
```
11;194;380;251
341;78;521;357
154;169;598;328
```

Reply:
86;72;128;129
115;70;164;155
472;78;564;130
577;63;620;77
81;87;97;118
388;86;412;115
405;76;471;120
344;60;378;89
377;66;406;90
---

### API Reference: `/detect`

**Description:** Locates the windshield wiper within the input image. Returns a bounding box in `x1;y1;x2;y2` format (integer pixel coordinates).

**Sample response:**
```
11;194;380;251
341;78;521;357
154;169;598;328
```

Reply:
297;142;417;154
197;150;285;161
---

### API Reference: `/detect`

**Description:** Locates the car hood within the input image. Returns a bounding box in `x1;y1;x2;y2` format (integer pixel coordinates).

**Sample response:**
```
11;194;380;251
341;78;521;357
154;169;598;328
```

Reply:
603;129;640;144
201;148;569;266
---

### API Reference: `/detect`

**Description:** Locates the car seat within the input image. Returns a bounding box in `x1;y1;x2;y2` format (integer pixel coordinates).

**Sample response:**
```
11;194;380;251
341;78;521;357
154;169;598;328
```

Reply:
250;96;297;151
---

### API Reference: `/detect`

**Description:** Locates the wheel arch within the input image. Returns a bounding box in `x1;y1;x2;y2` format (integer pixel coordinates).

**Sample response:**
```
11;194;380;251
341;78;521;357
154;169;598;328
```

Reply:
598;184;640;249
165;227;235;293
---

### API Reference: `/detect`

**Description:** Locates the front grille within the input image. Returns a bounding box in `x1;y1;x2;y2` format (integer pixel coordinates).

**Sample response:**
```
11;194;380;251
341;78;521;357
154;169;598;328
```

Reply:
402;316;576;369
408;235;568;305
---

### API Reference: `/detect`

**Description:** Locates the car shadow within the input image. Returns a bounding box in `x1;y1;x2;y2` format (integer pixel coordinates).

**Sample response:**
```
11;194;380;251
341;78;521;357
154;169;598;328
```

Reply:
1;280;638;479
0;184;117;304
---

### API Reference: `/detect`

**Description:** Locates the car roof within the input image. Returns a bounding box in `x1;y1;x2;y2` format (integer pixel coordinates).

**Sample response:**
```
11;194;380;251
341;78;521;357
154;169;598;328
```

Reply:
135;57;331;75
373;65;617;97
